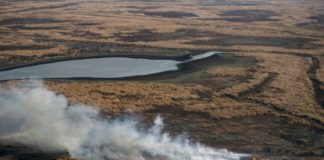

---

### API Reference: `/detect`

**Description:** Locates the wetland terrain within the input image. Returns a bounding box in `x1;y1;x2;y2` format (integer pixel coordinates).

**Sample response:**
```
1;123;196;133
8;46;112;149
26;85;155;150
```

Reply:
0;0;324;160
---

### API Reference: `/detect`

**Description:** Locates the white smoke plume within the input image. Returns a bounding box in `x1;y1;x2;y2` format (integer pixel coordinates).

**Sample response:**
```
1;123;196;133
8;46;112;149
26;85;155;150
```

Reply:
0;81;248;160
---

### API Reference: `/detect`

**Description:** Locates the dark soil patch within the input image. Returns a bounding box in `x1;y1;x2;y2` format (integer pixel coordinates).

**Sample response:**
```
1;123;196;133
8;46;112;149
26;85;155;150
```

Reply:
0;143;68;160
32;34;185;57
59;30;108;40
0;18;67;25
197;0;263;6
119;0;178;2
310;15;324;24
65;41;184;56
74;22;100;26
297;22;324;30
10;25;64;30
0;45;55;51
308;57;324;108
188;36;320;49
114;28;218;42
122;5;161;10
16;2;78;12
129;10;198;18
218;10;279;22
297;14;324;30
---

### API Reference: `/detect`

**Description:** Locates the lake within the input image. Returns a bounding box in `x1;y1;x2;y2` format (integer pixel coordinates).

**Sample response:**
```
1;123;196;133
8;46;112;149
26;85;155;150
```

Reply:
0;51;220;81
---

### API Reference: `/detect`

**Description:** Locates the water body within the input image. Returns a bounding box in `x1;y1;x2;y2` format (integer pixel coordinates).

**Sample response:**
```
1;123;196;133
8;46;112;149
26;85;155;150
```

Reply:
0;51;220;81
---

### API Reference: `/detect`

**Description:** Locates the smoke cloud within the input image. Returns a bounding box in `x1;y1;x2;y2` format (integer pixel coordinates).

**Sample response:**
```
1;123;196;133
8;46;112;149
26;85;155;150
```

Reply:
0;81;248;160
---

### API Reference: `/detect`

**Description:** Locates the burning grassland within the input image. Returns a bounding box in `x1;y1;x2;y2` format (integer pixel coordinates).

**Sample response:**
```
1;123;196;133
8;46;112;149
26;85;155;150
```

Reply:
0;81;247;160
0;0;324;159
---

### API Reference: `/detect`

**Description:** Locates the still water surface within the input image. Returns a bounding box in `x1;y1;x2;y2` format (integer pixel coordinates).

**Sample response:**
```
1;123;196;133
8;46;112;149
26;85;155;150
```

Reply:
0;51;219;80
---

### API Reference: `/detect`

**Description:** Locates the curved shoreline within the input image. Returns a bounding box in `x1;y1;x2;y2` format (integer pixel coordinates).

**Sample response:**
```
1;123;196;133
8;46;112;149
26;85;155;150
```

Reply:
0;52;201;72
0;52;238;82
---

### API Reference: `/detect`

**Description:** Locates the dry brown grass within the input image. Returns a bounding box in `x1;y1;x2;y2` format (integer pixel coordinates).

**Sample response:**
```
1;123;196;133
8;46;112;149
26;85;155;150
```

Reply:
45;81;208;115
236;52;324;124
0;0;324;159
0;0;323;57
